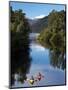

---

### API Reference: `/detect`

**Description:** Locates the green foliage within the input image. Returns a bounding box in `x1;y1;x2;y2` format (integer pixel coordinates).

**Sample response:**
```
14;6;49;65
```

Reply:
50;32;64;48
10;7;31;85
38;10;65;50
48;10;65;33
37;29;52;48
37;10;66;70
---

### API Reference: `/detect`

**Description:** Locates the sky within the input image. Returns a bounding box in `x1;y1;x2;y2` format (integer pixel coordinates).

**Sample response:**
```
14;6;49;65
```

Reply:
10;1;65;19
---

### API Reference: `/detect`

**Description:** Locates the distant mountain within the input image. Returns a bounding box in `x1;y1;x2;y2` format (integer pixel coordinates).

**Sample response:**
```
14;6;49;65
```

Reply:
28;16;48;33
28;19;39;26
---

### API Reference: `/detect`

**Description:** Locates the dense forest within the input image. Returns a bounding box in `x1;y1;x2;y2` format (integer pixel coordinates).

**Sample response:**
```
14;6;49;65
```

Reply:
37;10;66;69
10;5;66;86
10;7;31;85
37;10;66;47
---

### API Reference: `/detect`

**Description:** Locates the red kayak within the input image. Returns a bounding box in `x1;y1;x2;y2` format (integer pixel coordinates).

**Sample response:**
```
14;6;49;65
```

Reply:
37;73;44;81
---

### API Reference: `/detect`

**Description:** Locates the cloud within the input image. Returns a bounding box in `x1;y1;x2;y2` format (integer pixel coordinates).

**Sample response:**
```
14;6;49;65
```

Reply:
34;15;45;19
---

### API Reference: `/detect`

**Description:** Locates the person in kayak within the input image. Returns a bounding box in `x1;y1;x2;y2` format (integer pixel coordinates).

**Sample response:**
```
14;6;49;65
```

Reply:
37;72;44;81
28;76;35;85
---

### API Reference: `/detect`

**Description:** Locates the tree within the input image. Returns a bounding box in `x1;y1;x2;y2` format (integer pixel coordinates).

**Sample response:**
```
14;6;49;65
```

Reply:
10;7;31;86
37;10;66;70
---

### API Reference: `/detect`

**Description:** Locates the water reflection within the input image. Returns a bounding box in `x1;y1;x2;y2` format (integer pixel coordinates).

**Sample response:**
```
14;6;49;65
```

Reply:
47;40;66;70
11;51;32;86
11;32;32;86
11;33;66;87
49;48;66;70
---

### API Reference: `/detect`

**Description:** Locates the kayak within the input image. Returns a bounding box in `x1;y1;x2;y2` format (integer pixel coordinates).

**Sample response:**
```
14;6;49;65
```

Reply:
29;79;34;85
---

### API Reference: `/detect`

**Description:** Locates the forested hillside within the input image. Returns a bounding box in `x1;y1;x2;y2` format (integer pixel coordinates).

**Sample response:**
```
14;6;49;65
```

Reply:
37;10;66;70
10;6;31;85
28;16;48;33
37;10;66;48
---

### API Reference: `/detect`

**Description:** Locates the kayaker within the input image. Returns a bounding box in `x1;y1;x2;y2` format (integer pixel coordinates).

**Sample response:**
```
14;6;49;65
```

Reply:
28;76;35;85
37;72;44;81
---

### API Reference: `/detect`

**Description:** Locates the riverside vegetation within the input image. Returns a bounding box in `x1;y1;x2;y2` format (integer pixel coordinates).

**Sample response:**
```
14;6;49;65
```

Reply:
10;6;66;87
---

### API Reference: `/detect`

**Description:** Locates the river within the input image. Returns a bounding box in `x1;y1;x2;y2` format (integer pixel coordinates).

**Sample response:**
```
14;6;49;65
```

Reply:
12;33;65;88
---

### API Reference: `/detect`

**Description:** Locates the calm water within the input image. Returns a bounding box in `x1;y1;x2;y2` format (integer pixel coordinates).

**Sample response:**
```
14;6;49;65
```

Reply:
12;33;65;88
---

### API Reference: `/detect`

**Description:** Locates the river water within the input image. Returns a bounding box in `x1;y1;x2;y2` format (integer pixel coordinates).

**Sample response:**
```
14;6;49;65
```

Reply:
12;33;65;88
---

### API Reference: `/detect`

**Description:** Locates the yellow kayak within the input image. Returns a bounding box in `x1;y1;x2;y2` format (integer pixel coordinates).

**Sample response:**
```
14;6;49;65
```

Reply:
27;78;34;85
29;79;34;85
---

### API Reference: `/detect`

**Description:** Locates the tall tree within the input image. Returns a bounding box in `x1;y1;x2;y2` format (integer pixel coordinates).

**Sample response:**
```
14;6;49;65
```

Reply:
10;7;31;86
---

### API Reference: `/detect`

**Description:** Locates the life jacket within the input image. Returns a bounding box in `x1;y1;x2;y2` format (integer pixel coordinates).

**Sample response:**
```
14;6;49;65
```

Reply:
38;75;41;81
37;73;44;81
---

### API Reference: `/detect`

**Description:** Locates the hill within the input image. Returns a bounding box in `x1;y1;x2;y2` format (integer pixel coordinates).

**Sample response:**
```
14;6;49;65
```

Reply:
28;16;48;33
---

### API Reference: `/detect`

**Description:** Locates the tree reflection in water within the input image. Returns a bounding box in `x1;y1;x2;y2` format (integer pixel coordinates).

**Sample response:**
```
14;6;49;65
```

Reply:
49;48;66;70
38;33;66;70
49;40;66;70
11;32;32;86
